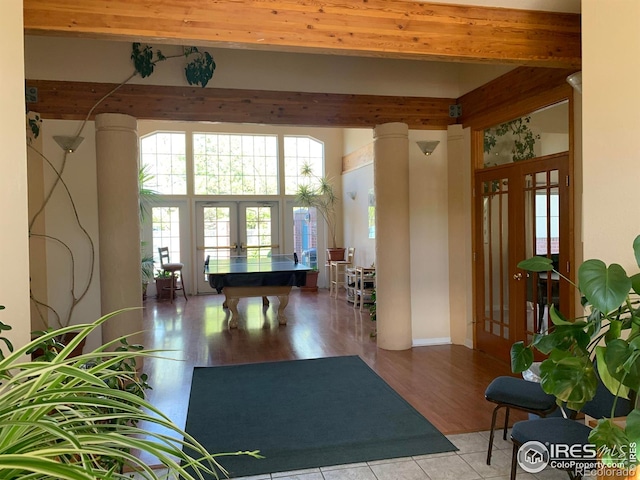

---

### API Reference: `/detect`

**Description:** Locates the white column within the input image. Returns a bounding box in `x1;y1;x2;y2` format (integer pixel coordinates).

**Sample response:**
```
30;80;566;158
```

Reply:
374;122;412;350
1;1;31;349
95;113;143;344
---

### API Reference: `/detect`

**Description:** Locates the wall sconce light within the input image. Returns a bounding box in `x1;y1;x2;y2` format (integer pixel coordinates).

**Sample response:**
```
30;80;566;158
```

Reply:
347;191;357;200
54;135;84;153
566;71;582;94
416;140;440;156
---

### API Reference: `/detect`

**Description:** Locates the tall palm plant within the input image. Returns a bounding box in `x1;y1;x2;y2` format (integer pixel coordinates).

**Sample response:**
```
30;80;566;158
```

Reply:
295;164;339;249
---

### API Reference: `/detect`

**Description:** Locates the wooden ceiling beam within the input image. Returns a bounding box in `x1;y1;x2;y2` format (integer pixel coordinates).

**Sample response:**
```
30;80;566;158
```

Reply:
24;0;581;68
457;66;576;129
26;80;456;130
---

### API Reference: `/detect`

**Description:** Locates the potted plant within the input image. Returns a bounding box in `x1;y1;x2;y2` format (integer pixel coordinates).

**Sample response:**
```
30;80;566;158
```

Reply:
0;306;260;479
511;235;640;471
295;163;344;261
301;266;320;293
155;269;176;300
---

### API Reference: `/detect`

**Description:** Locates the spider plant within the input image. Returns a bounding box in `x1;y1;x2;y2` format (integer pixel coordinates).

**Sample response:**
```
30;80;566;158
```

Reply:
0;307;260;479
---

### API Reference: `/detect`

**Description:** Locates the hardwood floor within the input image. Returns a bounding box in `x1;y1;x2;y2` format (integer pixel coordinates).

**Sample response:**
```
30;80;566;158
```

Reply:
141;288;525;441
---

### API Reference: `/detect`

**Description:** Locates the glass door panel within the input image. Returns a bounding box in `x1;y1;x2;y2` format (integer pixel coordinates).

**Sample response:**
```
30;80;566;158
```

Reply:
523;169;562;343
475;154;571;362
477;174;512;356
196;201;279;293
196;202;239;293
239;203;279;259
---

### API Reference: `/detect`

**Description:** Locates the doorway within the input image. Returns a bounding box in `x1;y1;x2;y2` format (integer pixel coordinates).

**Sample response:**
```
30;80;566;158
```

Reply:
195;201;280;293
474;153;572;361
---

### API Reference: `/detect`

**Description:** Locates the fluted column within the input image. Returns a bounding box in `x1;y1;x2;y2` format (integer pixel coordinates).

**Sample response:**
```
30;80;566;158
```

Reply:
374;122;412;350
95;113;142;344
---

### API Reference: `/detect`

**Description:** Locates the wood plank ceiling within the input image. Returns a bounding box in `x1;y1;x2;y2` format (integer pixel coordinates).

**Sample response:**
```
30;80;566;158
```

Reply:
23;0;581;129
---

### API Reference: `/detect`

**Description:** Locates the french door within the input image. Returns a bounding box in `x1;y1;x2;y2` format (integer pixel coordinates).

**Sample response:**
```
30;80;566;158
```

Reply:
195;201;280;293
474;153;572;361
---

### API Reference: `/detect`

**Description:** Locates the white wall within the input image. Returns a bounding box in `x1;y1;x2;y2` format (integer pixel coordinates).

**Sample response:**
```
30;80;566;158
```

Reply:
582;1;640;268
342;163;375;269
1;0;30;349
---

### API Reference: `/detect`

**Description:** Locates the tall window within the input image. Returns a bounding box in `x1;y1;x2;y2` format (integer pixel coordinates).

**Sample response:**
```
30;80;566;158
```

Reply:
193;133;278;195
283;136;324;194
140;132;187;195
152;207;181;265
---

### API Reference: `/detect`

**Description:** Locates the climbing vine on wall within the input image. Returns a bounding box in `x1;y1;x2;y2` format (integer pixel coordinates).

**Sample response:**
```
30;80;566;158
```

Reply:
483;116;540;165
26;42;216;330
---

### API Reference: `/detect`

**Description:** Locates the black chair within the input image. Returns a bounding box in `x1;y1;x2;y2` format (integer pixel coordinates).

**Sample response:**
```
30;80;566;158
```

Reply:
509;379;633;479
485;376;557;465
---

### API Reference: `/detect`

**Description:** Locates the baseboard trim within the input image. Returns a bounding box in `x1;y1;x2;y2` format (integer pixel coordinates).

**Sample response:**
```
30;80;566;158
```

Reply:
464;339;474;349
412;337;452;347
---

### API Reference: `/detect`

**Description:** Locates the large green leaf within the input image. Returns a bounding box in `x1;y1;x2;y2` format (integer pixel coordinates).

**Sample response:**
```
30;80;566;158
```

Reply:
517;256;554;272
624;409;640;454
510;341;533;373
588;418;630;466
532;324;590;355
539;353;596;411
631;273;640;296
634;235;640;268
578;260;631;313
604;339;640;392
596;346;630;400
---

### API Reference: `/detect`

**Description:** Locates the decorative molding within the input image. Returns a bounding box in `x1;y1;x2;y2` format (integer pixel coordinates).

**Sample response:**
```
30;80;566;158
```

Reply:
412;337;452;347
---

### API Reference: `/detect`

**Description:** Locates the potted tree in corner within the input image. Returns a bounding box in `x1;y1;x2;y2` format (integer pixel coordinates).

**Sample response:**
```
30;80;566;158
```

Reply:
295;163;345;261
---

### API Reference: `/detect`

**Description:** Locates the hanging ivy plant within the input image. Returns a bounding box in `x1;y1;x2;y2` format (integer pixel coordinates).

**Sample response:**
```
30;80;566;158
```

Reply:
131;43;216;88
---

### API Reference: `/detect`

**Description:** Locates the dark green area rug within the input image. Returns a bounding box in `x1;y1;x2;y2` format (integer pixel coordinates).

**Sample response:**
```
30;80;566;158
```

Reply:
183;356;457;478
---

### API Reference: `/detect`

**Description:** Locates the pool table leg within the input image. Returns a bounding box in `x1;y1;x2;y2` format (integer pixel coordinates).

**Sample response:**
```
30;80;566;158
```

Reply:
276;294;289;325
226;297;240;328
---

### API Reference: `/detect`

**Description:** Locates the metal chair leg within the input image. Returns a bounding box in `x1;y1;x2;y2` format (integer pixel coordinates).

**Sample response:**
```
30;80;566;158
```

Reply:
487;404;502;465
510;442;519;480
503;407;511;440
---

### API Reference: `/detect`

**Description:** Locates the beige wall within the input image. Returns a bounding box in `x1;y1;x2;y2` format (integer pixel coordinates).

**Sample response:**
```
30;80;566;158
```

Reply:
25;36;512;98
38;121;103;350
409;130;451;344
582;0;640;268
342;128;452;345
1;0;31;349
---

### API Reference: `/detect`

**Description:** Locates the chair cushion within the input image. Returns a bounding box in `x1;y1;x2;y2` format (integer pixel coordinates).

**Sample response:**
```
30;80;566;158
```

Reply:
162;263;184;272
485;376;556;412
511;417;591;446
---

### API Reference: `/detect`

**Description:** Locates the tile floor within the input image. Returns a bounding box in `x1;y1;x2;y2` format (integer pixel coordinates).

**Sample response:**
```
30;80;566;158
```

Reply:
132;430;588;480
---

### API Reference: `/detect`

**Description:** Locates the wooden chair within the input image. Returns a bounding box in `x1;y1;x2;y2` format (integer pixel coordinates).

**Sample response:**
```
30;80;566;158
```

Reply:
329;247;355;298
158;247;187;303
